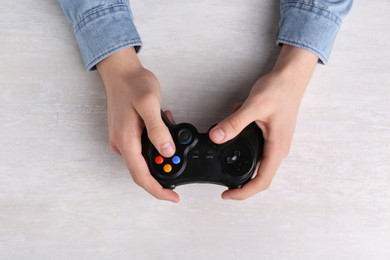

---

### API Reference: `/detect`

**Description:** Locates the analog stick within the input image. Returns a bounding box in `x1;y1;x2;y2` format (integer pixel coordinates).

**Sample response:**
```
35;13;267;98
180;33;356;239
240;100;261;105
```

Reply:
177;128;192;144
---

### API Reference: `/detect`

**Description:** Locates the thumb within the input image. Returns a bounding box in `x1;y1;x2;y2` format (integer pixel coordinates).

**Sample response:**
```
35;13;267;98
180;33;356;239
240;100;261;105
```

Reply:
209;106;253;144
138;107;176;158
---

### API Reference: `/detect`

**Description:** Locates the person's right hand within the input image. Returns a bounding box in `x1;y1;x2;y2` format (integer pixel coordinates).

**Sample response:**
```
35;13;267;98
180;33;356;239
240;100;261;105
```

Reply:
96;47;180;203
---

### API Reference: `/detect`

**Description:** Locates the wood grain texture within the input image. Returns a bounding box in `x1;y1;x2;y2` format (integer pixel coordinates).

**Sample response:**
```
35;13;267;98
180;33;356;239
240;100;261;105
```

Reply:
0;0;389;259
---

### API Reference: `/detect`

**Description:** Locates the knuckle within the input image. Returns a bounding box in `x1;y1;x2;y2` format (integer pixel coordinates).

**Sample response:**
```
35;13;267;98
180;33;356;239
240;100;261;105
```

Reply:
130;173;142;186
111;130;126;144
267;137;291;159
226;116;242;134
133;91;160;110
147;124;168;143
131;175;141;186
109;141;119;153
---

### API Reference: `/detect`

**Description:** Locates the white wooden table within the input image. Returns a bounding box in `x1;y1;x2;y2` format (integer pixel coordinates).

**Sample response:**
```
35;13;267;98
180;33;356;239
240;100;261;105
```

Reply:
1;1;389;259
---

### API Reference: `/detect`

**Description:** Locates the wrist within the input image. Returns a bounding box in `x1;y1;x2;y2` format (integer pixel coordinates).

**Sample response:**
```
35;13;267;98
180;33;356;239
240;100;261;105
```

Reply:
97;47;144;90
249;46;319;107
270;45;318;87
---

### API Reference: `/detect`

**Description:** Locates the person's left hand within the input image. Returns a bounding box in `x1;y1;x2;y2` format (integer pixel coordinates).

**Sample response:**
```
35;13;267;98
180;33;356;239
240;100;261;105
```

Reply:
208;45;318;200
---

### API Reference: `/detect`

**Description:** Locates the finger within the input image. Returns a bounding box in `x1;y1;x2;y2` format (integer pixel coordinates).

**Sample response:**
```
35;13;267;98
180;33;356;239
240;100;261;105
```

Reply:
209;106;254;144
136;98;176;158
221;142;283;200
120;136;180;203
110;141;122;155
163;110;176;124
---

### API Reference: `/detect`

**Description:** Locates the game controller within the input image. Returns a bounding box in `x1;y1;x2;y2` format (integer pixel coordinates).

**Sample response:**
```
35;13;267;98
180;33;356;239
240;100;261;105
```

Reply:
141;111;264;189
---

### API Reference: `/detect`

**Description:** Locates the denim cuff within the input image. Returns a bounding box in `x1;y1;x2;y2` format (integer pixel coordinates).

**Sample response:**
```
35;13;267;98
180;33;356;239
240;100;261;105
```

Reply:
277;2;342;64
73;3;142;70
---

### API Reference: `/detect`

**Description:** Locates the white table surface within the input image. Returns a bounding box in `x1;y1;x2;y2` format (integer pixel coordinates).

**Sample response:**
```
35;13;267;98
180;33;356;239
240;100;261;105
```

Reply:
1;1;389;259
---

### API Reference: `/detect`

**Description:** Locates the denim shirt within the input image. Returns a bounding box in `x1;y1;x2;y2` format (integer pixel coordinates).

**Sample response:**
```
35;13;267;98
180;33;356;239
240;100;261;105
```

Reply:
58;0;352;71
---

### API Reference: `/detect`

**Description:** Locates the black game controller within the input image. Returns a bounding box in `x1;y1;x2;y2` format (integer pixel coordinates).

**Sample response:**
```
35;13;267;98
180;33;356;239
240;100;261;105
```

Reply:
141;112;264;189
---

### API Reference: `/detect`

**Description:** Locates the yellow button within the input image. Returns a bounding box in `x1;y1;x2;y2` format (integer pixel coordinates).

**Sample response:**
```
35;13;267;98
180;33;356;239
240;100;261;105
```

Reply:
163;164;172;173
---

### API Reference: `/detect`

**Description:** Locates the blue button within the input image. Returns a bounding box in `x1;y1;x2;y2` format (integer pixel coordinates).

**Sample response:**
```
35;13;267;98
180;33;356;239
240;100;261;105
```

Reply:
172;156;181;165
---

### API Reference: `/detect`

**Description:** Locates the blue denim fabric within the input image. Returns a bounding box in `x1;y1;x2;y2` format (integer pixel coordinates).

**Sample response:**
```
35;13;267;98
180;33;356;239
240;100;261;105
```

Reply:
58;0;142;70
277;0;353;64
58;0;352;70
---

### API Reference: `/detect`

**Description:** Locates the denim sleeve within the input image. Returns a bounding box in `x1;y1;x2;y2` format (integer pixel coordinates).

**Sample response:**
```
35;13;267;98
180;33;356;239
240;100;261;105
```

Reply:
277;0;353;64
58;0;142;70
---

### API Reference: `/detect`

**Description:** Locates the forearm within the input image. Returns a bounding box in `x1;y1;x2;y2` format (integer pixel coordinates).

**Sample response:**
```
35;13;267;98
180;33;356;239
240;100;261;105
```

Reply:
95;47;158;112
270;45;318;97
97;47;143;88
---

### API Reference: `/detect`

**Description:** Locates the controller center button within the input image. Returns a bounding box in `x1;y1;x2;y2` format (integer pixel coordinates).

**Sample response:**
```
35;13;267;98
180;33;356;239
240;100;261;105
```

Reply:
177;129;192;144
155;155;164;165
163;164;172;173
171;155;181;165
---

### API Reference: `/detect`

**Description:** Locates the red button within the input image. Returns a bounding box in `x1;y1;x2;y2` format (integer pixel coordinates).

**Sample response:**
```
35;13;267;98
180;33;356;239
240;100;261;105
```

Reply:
155;156;164;165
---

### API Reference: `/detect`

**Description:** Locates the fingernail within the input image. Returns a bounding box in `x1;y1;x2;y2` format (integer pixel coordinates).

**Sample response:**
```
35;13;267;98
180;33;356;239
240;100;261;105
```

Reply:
211;128;225;142
161;142;174;157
